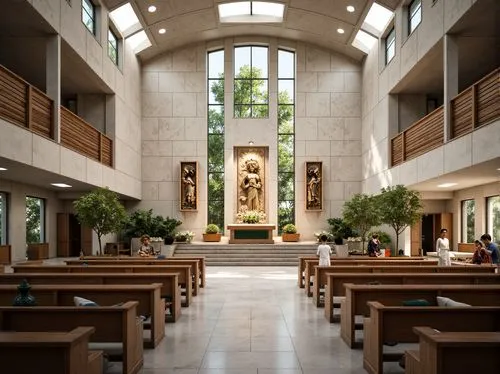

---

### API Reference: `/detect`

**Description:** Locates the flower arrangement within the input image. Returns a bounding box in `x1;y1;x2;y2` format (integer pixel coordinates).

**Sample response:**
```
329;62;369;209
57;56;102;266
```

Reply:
150;237;164;242
314;230;334;242
175;231;195;243
236;210;266;224
346;237;362;242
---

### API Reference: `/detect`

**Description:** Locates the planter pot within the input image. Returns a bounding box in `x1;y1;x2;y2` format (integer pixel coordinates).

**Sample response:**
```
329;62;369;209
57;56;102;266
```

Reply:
203;233;222;242
282;233;300;242
164;236;174;245
335;244;349;258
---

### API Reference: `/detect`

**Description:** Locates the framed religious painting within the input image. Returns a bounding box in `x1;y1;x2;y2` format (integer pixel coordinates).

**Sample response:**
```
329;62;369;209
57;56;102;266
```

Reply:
305;161;322;211
180;161;198;211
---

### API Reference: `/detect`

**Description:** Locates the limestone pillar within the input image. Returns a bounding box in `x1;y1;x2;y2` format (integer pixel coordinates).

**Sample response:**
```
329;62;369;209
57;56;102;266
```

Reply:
46;35;61;143
443;34;459;143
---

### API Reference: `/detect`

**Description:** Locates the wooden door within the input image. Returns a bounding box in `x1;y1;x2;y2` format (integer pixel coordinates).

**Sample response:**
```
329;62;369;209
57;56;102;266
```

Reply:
410;219;422;256
57;213;70;257
80;226;93;255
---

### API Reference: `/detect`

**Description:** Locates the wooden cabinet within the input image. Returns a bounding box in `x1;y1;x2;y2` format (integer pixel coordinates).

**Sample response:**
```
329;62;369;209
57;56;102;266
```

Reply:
0;245;11;264
27;243;49;260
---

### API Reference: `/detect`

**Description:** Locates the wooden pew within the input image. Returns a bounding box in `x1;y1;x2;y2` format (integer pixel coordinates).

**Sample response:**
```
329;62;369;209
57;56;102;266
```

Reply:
311;264;495;303
0;283;165;347
298;256;427;288
65;258;201;296
304;259;439;297
0;273;181;322
79;255;206;288
0;301;144;374
12;264;193;307
324;272;500;323
0;327;102;374
405;327;500;374
340;283;500;348
362;302;500;374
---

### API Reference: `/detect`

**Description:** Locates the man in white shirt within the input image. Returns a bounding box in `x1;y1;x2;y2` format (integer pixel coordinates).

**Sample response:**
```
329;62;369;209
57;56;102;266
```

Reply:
317;234;332;266
436;228;451;266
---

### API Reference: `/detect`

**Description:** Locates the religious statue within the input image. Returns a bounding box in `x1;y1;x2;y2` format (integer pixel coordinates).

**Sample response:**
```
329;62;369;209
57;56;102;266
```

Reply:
306;163;322;210
181;164;196;210
240;159;262;211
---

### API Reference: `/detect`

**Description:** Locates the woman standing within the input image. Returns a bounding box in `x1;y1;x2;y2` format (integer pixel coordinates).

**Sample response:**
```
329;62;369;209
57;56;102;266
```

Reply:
436;228;451;266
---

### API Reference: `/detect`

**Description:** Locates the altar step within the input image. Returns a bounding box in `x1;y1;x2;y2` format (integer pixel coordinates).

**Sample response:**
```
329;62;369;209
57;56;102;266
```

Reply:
174;243;318;266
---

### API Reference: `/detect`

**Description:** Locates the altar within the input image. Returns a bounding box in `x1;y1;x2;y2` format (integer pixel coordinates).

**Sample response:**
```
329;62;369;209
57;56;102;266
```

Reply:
227;224;276;244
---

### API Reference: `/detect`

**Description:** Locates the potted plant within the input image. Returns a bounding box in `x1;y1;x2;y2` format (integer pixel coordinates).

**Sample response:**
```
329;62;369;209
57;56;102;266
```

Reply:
327;218;356;245
203;224;222;242
175;231;195;243
282;224;300;242
73;187;127;255
123;209;181;247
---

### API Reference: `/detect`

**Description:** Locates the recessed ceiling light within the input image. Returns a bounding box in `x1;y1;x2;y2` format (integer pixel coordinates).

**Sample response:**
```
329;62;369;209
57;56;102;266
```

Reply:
51;183;72;188
497;168;500;171
148;5;157;13
158;28;166;34
337;28;345;34
347;5;355;12
0;167;7;171
248;141;254;146
437;183;457;188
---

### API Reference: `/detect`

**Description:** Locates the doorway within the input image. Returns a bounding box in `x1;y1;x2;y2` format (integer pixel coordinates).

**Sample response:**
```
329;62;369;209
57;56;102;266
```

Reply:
57;213;92;257
421;215;434;255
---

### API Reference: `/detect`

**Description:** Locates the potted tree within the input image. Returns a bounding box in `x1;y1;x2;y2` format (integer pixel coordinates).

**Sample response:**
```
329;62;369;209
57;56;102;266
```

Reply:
203;224;222;242
378;185;423;255
282;224;300;242
73;187;127;255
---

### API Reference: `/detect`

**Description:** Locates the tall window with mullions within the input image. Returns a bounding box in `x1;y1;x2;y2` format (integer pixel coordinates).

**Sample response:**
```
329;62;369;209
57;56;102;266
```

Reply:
207;50;225;231
277;49;295;233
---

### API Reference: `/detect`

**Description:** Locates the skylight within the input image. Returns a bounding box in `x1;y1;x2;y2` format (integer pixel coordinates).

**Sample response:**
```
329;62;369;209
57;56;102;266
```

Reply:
218;1;285;23
363;2;393;34
352;30;377;54
126;30;152;53
109;2;140;34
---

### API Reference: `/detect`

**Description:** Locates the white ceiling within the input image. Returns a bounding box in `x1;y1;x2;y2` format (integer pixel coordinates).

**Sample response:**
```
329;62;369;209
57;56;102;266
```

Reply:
102;0;401;61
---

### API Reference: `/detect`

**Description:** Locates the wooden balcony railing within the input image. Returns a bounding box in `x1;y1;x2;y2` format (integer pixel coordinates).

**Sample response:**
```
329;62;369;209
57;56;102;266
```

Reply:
392;66;499;167
60;106;113;167
391;106;444;166
0;65;52;138
451;67;499;139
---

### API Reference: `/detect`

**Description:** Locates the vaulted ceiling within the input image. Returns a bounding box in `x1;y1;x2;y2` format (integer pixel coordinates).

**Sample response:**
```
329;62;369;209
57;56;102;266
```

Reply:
102;0;401;61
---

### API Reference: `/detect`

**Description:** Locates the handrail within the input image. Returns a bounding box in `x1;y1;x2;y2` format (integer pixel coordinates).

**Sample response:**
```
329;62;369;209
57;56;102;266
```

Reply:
450;67;499;103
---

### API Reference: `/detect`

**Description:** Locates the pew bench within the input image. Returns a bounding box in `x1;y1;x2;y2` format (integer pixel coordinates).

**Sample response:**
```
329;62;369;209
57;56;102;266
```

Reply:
340;283;500;348
362;301;500;374
0;327;102;374
0;301;144;374
405;326;500;374
324;272;500;323
67;258;202;296
0;273;182;322
0;283;165;348
304;259;439;297
311;264;495;304
12;264;193;307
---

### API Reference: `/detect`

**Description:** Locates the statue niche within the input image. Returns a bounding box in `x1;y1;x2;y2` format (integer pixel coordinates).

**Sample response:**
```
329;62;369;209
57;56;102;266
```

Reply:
236;147;266;215
180;162;198;211
306;161;323;211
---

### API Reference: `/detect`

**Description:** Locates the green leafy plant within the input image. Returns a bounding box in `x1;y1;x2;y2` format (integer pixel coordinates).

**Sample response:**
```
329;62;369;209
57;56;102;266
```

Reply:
123;209;181;242
327;218;357;244
282;223;297;234
204;224;220;234
342;193;381;253
73;187;127;255
378;185;423;254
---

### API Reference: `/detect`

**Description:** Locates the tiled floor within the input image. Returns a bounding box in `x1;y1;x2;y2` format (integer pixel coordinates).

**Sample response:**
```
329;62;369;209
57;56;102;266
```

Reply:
106;266;404;374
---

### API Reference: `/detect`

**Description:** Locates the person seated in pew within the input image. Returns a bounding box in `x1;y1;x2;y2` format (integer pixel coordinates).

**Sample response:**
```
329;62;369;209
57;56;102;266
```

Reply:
480;234;499;265
317;235;332;266
137;235;159;257
472;240;492;265
367;234;382;257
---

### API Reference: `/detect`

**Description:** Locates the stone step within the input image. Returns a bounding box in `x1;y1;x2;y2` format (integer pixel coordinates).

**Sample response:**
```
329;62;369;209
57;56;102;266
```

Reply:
207;262;297;266
175;251;316;256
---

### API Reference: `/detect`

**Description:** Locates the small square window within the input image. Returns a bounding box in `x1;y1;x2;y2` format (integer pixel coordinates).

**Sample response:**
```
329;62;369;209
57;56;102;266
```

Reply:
408;0;422;35
108;29;118;65
385;27;395;64
82;0;95;35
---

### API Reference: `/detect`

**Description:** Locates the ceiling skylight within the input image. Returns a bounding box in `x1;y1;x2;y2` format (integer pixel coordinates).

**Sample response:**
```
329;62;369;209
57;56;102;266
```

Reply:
126;30;152;53
110;2;140;35
351;30;377;54
363;2;393;34
218;1;285;23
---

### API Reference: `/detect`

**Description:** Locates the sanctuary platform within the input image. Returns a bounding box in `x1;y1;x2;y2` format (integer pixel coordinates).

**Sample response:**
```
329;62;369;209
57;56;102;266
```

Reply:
174;238;319;266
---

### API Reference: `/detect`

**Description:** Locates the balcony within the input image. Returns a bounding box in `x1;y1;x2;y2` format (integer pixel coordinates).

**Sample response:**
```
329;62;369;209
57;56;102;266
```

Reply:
0;64;113;167
391;67;499;167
